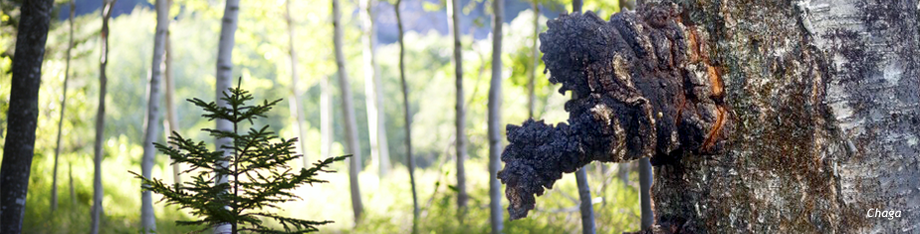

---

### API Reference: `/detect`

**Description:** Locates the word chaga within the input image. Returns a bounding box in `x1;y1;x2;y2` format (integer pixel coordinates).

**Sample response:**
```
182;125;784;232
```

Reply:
497;3;732;220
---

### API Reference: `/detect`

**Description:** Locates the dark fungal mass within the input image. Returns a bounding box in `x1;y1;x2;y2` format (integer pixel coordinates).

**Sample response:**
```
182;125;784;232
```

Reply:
497;3;732;220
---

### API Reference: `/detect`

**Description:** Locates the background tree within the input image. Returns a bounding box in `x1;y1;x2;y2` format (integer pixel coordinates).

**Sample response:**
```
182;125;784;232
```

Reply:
213;0;241;232
0;0;53;232
284;0;310;167
360;0;391;178
51;0;76;214
140;0;169;231
488;0;505;233
164;0;180;189
332;0;365;224
447;0;468;216
91;1;118;233
394;1;420;233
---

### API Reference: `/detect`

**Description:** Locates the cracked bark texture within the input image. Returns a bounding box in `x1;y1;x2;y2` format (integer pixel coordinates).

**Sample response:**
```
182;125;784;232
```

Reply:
500;1;920;232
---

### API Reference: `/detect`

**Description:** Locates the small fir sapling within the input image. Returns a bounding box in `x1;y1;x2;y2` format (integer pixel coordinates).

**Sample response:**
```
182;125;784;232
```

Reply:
131;79;348;233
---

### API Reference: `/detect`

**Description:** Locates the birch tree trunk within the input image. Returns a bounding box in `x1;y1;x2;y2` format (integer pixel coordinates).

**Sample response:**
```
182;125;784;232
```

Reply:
447;0;468;213
284;0;311;167
488;0;505;233
498;1;920;232
164;0;180;189
395;2;420;232
140;0;169;231
360;0;391;178
646;0;920;232
0;0;53;232
332;0;365;224
91;1;117;233
213;0;240;232
51;0;76;214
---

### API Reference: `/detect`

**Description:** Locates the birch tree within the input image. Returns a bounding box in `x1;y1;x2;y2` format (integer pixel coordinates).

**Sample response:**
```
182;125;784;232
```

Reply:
0;0;54;232
332;0;365;224
488;0;505;233
360;0;391;178
140;0;169;231
91;1;118;233
212;0;241;232
164;0;181;189
394;1;420;232
447;0;468;215
498;1;920;232
283;0;311;167
51;0;76;214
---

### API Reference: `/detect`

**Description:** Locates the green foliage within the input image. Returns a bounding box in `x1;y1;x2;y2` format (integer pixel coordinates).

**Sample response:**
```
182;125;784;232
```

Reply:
131;83;348;233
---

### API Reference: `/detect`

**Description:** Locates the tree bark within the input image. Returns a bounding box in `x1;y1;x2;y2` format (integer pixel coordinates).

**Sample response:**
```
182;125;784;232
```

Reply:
164;0;180;190
332;0;365;225
447;0;469;214
213;0;240;232
568;5;597;234
51;0;76;214
360;0;391;178
284;0;311;168
140;0;169;231
498;1;920;232
395;2;420;232
0;0;53;232
488;0;505;233
91;1;117;233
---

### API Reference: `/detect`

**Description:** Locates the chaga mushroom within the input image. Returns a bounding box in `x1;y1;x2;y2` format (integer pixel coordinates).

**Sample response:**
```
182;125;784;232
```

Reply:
497;3;732;220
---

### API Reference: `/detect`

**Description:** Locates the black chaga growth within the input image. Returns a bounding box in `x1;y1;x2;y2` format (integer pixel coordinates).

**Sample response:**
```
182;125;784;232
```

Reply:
498;3;732;220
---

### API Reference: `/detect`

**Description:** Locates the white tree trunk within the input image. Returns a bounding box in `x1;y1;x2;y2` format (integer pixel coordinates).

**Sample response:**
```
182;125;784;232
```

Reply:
213;0;239;232
91;1;117;233
488;0;505;233
332;0;365;224
360;0;391;178
140;0;169;232
447;0;468;213
284;0;311;167
321;75;333;160
164;0;180;189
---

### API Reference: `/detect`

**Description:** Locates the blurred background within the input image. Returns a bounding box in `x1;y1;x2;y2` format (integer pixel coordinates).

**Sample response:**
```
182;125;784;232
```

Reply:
0;0;642;232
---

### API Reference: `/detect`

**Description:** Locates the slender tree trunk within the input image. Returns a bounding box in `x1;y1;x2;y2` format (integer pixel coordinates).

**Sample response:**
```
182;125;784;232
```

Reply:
447;0;468;214
284;0;310;167
70;163;76;205
488;0;505;233
638;157;652;230
332;0;365;224
321;75;332;159
213;0;240;232
0;0;53;232
164;0;180;190
91;1;117;233
360;0;390;178
51;0;76;214
618;162;629;187
527;2;538;119
575;169;595;234
395;2;420;232
140;0;169;231
567;5;596;234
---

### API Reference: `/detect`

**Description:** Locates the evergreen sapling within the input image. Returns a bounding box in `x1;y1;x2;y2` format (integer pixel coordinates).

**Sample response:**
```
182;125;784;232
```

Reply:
132;80;348;233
